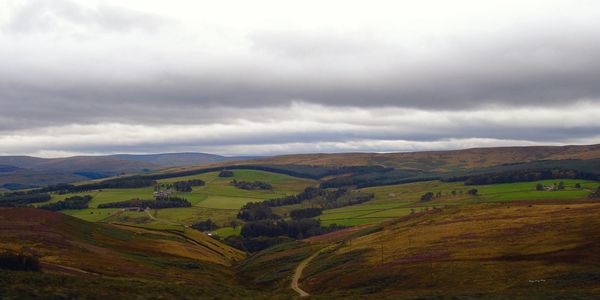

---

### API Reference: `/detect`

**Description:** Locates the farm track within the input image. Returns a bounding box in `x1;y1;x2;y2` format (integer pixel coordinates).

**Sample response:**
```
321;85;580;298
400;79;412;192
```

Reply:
291;245;336;297
41;262;100;276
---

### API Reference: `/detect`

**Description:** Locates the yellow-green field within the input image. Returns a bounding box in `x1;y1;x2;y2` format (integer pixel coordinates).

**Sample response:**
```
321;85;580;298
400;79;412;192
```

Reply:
36;169;316;228
317;179;598;226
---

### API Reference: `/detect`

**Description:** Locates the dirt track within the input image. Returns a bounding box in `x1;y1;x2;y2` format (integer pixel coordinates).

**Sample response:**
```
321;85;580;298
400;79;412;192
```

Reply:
291;245;336;297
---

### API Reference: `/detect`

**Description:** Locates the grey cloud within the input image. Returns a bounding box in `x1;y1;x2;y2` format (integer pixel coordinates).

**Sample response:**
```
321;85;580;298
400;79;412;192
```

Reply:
1;1;600;156
3;0;167;34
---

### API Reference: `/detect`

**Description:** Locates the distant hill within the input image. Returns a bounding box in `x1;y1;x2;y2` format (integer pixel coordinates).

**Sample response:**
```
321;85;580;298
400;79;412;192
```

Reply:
2;144;599;190
0;152;253;189
195;144;600;172
113;152;255;168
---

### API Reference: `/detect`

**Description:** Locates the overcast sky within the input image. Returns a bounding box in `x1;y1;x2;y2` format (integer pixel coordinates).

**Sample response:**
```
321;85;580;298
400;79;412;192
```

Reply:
1;0;600;157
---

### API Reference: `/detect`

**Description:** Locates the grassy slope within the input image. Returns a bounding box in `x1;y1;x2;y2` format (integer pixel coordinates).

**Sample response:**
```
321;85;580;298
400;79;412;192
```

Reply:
301;202;600;298
317;179;598;226
35;169;315;228
0;208;257;299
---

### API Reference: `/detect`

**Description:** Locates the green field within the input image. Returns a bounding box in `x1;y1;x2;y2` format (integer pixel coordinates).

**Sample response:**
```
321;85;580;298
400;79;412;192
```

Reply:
37;169;316;229
214;226;241;237
33;172;599;231
316;179;599;226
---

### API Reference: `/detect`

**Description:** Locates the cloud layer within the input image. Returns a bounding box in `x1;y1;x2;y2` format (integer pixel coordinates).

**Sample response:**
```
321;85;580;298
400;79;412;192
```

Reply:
1;0;600;156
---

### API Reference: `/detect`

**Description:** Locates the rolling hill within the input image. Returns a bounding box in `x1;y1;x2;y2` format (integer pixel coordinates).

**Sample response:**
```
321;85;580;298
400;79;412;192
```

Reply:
275;201;600;298
198;144;600;172
0;153;251;189
0;208;253;299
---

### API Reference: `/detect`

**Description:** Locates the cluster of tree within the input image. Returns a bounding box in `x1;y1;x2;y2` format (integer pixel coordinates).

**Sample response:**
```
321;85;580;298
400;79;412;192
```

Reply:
0;252;40;271
319;169;435;189
420;192;434;202
0;192;51;207
237;202;279;221
421;189;476;201
315;191;374;210
43;178;157;194
237;187;374;221
259;187;327;207
231;180;272;190
218;170;234;177
75;178;157;192
40;195;93;211
240;218;345;240
290;207;322;219
97;196;191;209
459;169;598;186
191;219;219;231
35;183;77;194
171;179;205;192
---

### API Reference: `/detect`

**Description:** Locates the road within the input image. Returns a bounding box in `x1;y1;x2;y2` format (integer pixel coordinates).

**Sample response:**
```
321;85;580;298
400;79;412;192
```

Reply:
291;246;334;297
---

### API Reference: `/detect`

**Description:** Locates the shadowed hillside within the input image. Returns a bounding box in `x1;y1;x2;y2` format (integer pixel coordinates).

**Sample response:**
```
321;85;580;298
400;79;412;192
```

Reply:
0;208;255;299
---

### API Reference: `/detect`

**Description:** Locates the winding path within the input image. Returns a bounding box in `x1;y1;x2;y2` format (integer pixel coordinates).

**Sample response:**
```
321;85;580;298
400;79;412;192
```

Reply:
291;245;336;297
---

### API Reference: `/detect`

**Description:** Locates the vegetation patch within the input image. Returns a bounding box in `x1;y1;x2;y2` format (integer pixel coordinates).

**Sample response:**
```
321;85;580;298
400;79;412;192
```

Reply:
97;196;191;209
40;195;93;211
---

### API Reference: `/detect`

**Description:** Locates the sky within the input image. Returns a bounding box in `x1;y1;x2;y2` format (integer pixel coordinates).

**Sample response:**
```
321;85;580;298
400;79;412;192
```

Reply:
1;0;600;157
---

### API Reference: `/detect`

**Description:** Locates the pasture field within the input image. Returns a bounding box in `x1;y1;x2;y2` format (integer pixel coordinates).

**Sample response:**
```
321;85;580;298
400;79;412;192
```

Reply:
316;179;599;226
214;226;241;237
37;169;316;228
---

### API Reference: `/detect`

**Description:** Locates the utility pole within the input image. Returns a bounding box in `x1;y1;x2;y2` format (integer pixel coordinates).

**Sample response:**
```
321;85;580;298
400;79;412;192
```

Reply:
380;240;384;267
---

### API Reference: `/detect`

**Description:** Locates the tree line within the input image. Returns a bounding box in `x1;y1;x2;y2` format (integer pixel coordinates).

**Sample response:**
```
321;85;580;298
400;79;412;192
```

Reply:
290;207;322;219
218;170;234;177
97;196;191;209
450;169;599;186
237;187;373;221
168;179;205;192
240;218;344;239
0;192;51;207
231;180;272;190
40;195;93;211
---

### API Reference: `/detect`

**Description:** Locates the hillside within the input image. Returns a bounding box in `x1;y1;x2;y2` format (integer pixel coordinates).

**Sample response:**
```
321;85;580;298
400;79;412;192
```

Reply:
113;153;255;168
0;152;253;190
0;208;254;298
209;144;600;172
291;202;600;298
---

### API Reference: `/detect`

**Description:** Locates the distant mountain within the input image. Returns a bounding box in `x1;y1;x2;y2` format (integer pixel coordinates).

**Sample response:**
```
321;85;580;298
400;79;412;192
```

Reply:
0;152;254;190
112;153;256;168
180;144;600;173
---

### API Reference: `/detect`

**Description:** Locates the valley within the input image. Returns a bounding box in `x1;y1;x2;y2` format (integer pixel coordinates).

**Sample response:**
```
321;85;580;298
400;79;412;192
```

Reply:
2;145;600;298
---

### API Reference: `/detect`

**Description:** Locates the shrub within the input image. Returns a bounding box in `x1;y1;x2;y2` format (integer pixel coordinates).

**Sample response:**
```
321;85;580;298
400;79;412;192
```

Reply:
219;170;234;177
98;197;191;209
0;252;40;271
40;195;93;211
290;208;322;219
191;219;219;231
420;192;434;202
231;180;272;190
